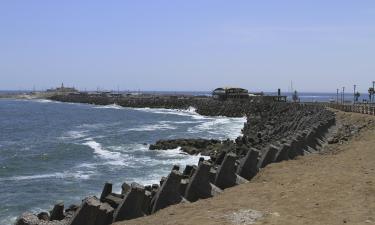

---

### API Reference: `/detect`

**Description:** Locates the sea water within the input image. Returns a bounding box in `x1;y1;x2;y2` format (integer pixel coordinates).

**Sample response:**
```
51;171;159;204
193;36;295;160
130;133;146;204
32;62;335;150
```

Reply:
0;99;246;224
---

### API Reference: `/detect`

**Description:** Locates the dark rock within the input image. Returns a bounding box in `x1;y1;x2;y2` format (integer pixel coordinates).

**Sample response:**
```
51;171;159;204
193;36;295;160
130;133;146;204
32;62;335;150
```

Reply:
50;202;65;221
15;213;39;225
149;138;222;155
37;212;49;221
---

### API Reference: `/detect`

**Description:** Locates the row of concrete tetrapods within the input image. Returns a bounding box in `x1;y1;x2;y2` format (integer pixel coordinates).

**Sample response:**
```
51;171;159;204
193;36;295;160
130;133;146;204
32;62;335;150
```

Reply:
51;116;335;225
15;113;336;225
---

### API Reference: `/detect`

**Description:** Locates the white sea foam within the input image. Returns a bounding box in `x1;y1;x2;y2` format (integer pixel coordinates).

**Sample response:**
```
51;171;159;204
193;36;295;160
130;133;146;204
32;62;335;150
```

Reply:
76;162;99;169
0;216;17;225
187;116;246;140
130;106;208;120
195;117;231;130
94;104;123;110
32;99;56;104
0;173;65;181
71;170;94;180
159;120;199;124
77;123;106;129
108;144;149;153
0;171;93;182
77;122;122;131
109;147;209;186
83;138;122;161
60;130;88;140
126;122;177;132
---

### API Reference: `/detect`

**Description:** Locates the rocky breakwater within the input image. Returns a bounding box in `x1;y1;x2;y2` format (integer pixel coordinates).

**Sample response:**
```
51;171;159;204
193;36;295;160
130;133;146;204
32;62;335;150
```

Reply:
49;94;270;117
149;103;335;159
15;103;336;225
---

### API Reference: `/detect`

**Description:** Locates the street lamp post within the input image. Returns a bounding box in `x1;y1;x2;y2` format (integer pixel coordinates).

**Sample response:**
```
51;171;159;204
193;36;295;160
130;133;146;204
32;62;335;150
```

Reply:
342;87;345;104
353;85;356;104
336;88;339;104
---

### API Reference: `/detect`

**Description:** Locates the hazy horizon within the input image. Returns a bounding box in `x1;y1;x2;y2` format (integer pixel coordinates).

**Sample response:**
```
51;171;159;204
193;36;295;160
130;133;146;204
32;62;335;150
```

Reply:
1;1;375;92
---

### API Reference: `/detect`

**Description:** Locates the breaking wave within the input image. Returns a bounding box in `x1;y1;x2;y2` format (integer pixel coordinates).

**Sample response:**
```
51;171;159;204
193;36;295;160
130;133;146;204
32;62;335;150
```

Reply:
188;116;246;140
125;122;177;132
60;130;88;140
83;138;122;161
130;107;207;120
0;171;93;182
93;104;123;110
32;99;55;104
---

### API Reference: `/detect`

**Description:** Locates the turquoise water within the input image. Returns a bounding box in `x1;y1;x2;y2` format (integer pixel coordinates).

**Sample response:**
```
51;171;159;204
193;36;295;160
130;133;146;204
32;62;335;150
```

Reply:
0;99;245;224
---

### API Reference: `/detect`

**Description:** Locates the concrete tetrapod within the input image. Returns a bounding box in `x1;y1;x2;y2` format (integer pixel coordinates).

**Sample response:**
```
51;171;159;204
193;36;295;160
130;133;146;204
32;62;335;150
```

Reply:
214;153;237;189
112;183;145;222
151;170;183;213
69;196;114;225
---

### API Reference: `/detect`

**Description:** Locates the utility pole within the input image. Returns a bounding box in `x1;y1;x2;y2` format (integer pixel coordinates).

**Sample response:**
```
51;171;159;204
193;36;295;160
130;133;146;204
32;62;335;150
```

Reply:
337;88;339;104
342;86;345;104
353;84;357;104
373;81;375;103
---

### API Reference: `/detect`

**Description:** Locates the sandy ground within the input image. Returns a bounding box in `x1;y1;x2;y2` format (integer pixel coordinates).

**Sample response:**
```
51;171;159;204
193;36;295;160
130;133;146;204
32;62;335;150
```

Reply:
116;110;375;225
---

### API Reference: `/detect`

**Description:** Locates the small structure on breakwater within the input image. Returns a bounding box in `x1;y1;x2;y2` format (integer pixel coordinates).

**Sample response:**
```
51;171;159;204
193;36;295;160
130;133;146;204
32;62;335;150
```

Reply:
212;87;287;102
212;87;249;100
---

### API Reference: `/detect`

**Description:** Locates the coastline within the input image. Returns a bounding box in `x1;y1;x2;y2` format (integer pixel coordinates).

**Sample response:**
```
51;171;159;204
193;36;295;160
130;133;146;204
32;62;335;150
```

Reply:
13;96;337;225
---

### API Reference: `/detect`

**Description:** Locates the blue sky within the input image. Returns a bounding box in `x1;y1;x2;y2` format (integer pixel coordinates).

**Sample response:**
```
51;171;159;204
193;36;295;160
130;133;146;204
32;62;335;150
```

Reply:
0;0;374;92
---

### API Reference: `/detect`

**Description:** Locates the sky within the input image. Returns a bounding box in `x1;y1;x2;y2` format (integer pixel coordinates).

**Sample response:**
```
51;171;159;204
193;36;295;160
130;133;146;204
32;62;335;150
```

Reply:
0;0;374;92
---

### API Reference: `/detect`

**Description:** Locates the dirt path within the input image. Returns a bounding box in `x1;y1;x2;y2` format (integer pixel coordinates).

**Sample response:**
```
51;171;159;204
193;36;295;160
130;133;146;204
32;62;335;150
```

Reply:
116;110;375;225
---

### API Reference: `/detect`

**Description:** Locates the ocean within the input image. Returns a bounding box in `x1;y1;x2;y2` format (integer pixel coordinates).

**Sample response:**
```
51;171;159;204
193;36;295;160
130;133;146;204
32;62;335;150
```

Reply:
0;99;246;225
